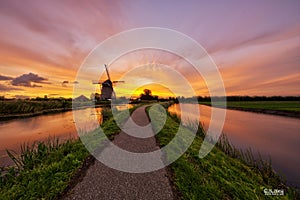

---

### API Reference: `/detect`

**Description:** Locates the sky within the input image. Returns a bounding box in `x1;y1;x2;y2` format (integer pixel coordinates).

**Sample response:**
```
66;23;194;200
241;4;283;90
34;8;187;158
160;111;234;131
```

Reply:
0;0;299;99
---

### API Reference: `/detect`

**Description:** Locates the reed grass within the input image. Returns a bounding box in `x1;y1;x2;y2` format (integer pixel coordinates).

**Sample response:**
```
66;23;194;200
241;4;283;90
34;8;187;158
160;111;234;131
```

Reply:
0;137;89;199
178;115;286;189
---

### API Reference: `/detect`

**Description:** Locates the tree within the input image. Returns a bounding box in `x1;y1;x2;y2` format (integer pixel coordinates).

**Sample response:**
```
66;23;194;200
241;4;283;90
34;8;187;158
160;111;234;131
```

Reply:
140;89;155;100
144;89;151;96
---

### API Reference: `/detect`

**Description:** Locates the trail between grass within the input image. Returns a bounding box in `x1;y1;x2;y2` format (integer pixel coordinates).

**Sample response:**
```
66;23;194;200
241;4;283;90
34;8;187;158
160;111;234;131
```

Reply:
63;106;175;200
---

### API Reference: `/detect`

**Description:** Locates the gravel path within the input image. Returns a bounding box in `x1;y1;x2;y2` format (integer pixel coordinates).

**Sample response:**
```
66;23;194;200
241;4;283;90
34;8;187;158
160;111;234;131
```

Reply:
63;106;175;200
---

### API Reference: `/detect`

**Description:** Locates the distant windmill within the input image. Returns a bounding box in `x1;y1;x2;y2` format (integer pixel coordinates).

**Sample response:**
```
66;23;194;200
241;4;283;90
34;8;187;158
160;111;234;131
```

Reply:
92;64;124;100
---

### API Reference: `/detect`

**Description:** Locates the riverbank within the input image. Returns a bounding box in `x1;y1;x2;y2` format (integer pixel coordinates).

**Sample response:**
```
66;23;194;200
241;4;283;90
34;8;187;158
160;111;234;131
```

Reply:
200;101;300;118
0;102;111;121
0;100;73;121
0;107;73;121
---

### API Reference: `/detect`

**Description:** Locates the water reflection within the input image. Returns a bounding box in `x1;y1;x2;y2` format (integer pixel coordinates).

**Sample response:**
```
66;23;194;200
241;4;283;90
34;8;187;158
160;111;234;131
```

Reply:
95;107;103;125
73;108;104;133
0;105;132;166
168;103;300;186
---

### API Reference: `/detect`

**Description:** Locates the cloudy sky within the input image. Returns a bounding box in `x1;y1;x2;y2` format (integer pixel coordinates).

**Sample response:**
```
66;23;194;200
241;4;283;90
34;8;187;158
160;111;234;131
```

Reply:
0;0;299;98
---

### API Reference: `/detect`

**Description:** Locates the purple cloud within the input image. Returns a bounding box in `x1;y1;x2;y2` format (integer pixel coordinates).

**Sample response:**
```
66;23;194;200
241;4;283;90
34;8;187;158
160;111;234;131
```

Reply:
11;72;48;87
0;74;13;81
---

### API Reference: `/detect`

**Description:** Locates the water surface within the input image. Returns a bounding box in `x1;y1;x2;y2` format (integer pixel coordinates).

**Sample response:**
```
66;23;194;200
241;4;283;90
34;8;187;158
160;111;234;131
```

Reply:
0;107;106;165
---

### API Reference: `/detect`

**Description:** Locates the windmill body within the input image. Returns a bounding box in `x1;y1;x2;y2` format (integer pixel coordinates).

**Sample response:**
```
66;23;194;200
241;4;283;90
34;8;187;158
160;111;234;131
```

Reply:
93;64;123;100
101;79;114;100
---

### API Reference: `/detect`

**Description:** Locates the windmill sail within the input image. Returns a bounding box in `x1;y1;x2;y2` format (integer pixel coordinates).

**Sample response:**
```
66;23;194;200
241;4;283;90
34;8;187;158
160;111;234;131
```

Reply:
104;64;111;80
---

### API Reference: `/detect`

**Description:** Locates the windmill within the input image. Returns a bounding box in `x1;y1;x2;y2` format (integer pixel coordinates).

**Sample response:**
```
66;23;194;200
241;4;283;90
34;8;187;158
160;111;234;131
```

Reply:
93;64;124;100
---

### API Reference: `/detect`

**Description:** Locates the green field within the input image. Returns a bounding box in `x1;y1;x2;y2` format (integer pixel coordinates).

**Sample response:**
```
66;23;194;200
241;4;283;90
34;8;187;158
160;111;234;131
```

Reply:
200;101;300;112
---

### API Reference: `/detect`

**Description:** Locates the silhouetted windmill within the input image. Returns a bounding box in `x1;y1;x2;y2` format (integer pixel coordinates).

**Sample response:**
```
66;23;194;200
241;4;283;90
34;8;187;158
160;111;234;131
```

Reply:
93;64;124;100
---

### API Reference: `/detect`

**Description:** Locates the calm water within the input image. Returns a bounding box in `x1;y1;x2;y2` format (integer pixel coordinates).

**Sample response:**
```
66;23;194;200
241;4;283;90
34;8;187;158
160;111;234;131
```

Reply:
168;104;300;186
0;105;131;166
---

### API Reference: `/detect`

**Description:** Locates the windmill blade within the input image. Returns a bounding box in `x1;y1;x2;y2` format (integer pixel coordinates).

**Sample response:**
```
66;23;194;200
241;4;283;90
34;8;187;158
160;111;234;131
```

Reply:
112;81;125;83
104;64;111;80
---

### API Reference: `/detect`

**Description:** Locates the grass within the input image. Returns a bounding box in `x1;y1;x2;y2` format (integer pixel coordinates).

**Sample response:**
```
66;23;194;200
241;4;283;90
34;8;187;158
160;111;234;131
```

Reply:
0;138;89;199
200;101;300;112
148;103;298;199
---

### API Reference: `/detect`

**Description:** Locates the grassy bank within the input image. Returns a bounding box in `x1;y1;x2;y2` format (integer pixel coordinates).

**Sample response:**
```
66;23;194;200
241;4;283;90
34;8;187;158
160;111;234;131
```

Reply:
201;101;300;111
0;139;89;199
200;101;300;118
0;100;109;121
0;100;72;115
149;104;297;199
0;100;73;121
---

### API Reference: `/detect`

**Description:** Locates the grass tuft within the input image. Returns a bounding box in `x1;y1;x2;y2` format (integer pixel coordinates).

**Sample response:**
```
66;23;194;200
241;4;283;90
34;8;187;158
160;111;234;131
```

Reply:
1;138;89;199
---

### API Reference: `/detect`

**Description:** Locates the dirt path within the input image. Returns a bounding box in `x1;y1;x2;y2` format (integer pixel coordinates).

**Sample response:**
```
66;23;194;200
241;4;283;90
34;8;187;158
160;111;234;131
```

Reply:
63;106;176;200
